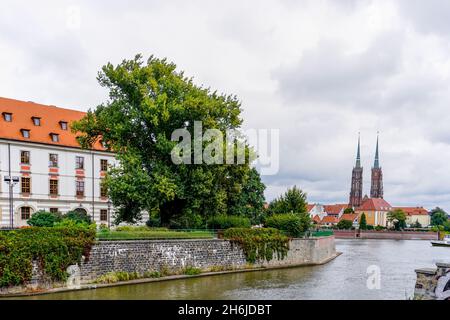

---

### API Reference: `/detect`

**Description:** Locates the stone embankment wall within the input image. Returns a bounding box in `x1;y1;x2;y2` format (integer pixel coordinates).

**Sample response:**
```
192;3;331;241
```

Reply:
80;236;337;282
414;262;450;300
333;230;438;240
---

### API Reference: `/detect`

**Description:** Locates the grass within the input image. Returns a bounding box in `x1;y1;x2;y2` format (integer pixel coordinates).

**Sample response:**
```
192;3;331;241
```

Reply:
97;228;215;240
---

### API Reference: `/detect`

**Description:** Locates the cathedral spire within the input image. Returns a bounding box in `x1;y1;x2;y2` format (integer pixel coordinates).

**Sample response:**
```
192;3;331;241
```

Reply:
355;133;361;168
374;132;380;169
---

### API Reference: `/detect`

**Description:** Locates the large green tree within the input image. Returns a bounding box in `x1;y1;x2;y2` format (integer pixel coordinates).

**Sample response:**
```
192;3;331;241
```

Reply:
430;207;448;226
268;186;308;214
387;209;407;231
359;213;367;230
72;55;263;226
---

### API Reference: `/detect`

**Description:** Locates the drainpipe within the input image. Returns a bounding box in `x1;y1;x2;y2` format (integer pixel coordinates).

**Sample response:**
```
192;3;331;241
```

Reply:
91;151;95;223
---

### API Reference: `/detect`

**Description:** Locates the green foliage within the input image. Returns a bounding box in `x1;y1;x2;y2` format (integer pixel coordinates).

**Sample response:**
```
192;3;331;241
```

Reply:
0;225;96;287
72;54;262;225
268;186;307;214
430;207;448;226
183;266;202;275
97;228;213;240
387;209;407;231
359;213;367;230
344;208;354;214
336;219;353;230
27;210;62;227
207;215;251;229
64;210;92;225
146;215;161;228
264;213;310;237
223;228;289;263
366;225;374;230
375;225;386;231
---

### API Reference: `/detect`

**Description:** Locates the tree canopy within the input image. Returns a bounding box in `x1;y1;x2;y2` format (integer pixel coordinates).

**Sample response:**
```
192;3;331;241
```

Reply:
72;54;265;226
268;186;308;214
387;209;407;231
430;207;449;226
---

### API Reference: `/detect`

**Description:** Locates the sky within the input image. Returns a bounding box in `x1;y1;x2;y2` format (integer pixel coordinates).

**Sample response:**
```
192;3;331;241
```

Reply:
1;0;450;210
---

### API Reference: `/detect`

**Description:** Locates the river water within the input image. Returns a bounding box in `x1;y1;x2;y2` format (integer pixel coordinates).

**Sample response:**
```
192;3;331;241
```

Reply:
14;239;450;300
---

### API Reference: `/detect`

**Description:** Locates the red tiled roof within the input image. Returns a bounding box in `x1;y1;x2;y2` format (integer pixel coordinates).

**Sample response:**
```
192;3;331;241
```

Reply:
307;204;315;212
357;198;392;211
340;213;359;222
312;215;321;223
321;216;339;224
323;204;348;215
394;207;429;216
0;97;105;151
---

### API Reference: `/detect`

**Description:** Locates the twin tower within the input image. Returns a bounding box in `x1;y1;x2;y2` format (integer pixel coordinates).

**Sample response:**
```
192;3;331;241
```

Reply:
349;134;383;208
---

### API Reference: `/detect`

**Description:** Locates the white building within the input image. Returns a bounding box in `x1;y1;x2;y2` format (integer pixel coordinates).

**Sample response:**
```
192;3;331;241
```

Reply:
0;97;117;228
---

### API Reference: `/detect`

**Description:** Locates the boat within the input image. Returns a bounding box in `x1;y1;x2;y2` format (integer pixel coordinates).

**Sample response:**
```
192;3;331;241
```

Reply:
431;235;450;247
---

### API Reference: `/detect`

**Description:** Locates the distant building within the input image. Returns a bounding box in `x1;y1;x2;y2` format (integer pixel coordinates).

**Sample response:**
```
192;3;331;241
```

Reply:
395;207;431;227
355;198;393;227
349;134;363;207
320;215;339;226
339;213;360;228
323;204;348;218
307;203;326;220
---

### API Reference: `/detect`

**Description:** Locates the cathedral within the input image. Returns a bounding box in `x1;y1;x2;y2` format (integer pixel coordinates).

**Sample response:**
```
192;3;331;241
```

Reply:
349;134;383;208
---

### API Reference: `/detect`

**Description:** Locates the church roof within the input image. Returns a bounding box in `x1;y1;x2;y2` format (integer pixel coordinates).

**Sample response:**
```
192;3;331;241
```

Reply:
357;198;392;211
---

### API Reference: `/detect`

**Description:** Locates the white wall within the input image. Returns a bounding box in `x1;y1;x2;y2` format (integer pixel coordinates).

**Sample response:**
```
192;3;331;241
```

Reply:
0;139;120;227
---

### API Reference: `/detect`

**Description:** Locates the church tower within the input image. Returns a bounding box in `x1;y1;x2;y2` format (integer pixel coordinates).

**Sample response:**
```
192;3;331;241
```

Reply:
370;134;383;198
349;134;363;208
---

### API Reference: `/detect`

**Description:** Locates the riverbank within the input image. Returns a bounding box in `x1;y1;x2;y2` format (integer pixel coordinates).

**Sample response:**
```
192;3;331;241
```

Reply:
333;230;438;240
1;236;337;297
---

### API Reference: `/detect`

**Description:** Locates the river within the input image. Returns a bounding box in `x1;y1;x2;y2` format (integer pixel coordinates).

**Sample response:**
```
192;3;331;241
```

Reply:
13;239;450;300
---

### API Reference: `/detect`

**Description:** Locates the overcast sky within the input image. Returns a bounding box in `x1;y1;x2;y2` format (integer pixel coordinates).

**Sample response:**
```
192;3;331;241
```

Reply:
2;0;450;210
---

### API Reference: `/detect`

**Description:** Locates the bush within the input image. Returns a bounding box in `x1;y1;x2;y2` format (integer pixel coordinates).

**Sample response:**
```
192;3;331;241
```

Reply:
264;213;310;237
183;266;202;275
146;216;161;228
336;219;353;230
0;224;96;287
366;225;374;230
63;210;92;224
223;228;289;263
375;225;386;231
27;210;62;227
207;215;251;230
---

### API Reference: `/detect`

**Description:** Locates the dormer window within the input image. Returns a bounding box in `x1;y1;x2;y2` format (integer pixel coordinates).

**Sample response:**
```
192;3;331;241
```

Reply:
32;117;41;126
59;121;68;130
50;133;59;142
21;129;30;139
2;112;12;122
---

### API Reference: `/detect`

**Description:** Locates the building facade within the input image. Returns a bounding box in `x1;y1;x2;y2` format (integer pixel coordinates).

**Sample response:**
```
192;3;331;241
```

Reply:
0;97;117;228
395;207;431;227
355;198;392;227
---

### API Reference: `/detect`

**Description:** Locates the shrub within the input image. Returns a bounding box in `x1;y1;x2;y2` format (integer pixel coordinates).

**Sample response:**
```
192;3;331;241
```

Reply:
0;224;96;287
64;210;92;224
264;213;310;237
27;210;62;227
223;228;289;263
207;215;251;230
366;225;374;230
146;216;161;228
183;266;202;275
375;225;386;231
336;219;353;230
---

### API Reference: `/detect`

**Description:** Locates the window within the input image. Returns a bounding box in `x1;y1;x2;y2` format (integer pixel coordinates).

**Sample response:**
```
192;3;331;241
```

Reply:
49;179;58;196
21;129;30;138
100;180;108;197
21;207;31;220
21;177;31;194
2;112;12;122
21;151;30;164
100;209;108;222
49;154;58;167
76;156;84;169
100;159;108;171
50;133;59;142
76;181;85;196
32;117;41;126
49;208;59;214
59;121;68;130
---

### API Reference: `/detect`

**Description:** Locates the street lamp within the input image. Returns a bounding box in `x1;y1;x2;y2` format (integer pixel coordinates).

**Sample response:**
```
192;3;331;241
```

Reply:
4;176;19;229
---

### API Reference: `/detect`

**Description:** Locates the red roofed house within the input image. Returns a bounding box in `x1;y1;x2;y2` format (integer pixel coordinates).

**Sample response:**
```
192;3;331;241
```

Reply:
394;207;430;227
355;198;393;227
0;97;120;228
323;204;348;219
339;213;360;228
307;203;326;220
320;215;339;226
